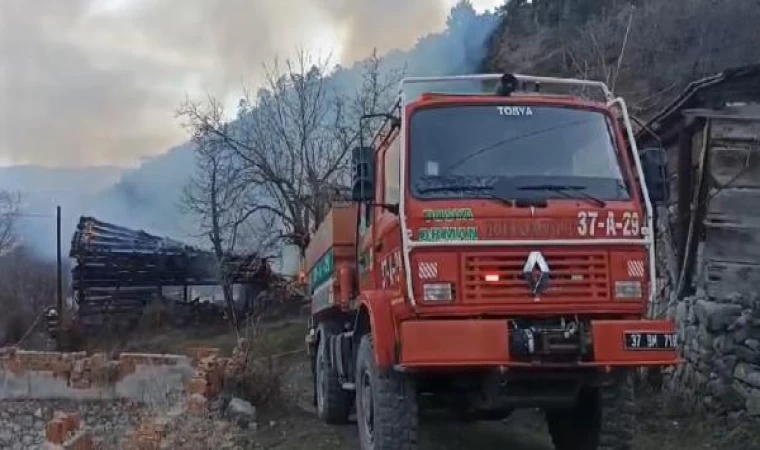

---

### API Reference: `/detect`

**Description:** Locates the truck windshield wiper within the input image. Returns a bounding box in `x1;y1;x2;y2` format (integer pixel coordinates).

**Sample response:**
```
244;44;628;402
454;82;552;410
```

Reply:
416;185;494;194
416;175;498;194
517;184;606;207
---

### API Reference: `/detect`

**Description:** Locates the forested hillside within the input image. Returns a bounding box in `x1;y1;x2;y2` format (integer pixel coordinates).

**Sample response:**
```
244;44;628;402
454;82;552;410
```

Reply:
485;0;760;118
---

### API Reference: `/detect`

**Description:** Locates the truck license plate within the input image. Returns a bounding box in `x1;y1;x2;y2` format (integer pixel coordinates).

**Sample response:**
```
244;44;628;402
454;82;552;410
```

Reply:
624;332;677;350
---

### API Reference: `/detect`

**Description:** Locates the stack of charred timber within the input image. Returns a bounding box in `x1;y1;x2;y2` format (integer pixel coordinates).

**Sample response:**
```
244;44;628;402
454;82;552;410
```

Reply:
70;216;275;331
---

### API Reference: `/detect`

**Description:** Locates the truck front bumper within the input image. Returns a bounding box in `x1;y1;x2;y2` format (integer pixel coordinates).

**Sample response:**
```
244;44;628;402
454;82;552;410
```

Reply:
397;319;682;369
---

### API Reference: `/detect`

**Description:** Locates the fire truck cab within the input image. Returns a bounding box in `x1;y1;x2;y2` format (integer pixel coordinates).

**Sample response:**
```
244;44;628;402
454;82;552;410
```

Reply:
305;73;679;450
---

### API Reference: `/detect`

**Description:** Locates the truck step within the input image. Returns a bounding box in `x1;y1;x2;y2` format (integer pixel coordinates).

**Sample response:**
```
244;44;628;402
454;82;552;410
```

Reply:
342;382;356;390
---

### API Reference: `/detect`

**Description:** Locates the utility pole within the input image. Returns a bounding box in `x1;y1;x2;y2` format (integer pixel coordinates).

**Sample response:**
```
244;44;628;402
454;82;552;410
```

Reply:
56;205;62;314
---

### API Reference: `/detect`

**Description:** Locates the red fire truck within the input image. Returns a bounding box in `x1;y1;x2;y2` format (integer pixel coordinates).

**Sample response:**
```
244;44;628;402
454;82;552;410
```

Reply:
304;73;679;450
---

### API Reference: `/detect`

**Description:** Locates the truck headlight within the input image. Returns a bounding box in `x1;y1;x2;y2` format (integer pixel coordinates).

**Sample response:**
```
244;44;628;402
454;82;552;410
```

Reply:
423;282;453;302
615;281;642;300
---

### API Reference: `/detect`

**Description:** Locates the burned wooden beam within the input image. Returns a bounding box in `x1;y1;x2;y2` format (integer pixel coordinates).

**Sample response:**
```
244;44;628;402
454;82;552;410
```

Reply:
69;216;279;332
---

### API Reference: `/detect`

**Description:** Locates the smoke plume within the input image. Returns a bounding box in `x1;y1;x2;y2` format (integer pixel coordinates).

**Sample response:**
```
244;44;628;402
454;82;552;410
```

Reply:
1;0;502;263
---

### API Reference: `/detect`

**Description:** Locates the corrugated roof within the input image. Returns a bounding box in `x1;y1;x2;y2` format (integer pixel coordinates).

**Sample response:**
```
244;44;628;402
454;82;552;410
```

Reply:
638;63;760;142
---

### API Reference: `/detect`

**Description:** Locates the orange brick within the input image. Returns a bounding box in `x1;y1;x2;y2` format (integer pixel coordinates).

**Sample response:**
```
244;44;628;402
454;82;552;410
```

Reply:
197;358;217;377
187;377;207;396
51;358;73;379
208;372;223;398
186;393;208;416
65;412;81;432
65;431;94;450
47;419;66;444
187;347;221;363
6;358;24;376
50;411;81;439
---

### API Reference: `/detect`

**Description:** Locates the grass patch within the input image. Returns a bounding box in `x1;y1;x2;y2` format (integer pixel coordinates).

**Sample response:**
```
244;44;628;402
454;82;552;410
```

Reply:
79;312;307;358
223;318;307;408
256;319;306;355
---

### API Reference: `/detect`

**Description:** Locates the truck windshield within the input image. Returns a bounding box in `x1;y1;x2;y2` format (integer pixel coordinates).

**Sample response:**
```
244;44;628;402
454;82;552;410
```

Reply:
409;105;631;201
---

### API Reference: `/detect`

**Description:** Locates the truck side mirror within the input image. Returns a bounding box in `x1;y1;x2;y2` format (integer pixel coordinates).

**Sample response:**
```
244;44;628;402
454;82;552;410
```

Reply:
640;146;669;205
351;146;375;203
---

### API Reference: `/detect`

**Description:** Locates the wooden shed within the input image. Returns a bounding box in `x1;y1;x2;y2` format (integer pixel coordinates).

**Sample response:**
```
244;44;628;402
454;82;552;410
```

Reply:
638;64;760;302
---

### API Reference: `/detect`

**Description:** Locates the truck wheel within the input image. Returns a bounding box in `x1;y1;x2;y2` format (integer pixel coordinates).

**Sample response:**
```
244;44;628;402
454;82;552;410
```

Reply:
355;334;418;450
315;324;351;424
546;374;634;450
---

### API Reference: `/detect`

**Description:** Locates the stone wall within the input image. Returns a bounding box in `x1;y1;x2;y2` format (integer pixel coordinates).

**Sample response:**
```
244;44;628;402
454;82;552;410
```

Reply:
0;400;141;450
667;246;760;415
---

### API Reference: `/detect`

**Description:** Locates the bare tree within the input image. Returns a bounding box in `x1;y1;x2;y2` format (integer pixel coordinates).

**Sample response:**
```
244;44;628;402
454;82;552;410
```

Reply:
560;4;634;91
0;190;20;255
179;49;402;254
179;116;276;332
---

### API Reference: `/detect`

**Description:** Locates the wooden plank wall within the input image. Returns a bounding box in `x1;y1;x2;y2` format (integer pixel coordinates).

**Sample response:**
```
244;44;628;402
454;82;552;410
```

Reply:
701;114;760;298
662;117;702;285
664;126;687;255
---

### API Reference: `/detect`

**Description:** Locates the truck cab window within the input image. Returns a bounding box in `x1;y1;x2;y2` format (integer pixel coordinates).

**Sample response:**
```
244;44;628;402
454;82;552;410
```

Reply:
384;136;401;205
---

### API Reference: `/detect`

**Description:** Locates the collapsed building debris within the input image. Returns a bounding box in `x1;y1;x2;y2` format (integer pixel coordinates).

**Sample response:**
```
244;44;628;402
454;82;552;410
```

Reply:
67;216;279;333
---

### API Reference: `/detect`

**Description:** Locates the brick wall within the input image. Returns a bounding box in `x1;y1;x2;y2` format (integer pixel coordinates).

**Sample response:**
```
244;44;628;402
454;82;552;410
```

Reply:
1;345;231;449
0;347;195;402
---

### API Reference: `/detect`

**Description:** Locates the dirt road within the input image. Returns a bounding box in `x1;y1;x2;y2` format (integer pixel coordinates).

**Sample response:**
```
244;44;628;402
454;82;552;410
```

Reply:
252;409;553;450
266;357;757;450
260;358;548;450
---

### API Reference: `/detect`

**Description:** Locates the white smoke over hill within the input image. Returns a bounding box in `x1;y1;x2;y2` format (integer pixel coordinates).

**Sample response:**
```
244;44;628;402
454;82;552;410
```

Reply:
7;3;501;270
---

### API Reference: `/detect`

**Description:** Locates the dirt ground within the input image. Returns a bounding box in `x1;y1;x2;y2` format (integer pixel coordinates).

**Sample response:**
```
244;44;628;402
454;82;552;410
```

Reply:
268;357;758;450
247;320;757;450
73;318;759;450
269;356;553;450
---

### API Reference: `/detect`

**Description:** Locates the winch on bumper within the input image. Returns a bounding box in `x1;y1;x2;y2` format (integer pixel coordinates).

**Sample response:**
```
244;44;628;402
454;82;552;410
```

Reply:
396;318;681;369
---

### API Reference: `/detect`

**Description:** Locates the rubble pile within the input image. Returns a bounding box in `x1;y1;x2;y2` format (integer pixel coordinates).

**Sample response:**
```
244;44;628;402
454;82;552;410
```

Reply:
0;400;142;450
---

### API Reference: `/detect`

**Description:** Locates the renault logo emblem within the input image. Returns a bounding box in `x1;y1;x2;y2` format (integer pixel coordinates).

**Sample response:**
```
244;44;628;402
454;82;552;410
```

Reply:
523;251;550;295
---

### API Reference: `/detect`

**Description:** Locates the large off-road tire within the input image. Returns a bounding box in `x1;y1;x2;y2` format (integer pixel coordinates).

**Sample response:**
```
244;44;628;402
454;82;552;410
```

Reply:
546;373;635;450
355;334;418;450
314;323;351;424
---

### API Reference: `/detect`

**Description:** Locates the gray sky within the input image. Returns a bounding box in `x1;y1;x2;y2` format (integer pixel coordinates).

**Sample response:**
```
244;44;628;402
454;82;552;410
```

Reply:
0;0;501;168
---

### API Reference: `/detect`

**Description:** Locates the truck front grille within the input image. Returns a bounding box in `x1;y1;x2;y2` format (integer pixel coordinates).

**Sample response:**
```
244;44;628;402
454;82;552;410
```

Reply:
462;250;609;302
